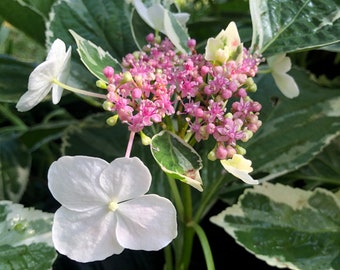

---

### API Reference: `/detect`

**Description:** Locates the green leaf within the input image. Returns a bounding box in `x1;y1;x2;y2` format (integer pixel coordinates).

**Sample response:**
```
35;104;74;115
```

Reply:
150;130;203;191
130;9;154;51
250;0;340;56
0;133;31;202
163;10;190;53
0;55;35;103
20;119;76;152
246;68;340;180
0;0;53;45
46;0;137;60
0;201;56;270
62;113;128;160
70;30;121;81
210;183;340;270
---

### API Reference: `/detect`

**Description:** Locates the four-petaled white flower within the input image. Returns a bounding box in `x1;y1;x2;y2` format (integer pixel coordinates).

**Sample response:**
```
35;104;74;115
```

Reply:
205;21;243;64
220;154;259;185
48;156;177;263
16;39;71;112
267;53;299;98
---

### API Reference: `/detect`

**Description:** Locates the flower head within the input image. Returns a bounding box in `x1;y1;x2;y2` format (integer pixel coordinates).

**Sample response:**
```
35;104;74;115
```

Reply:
220;154;258;184
48;156;177;262
267;53;299;98
16;39;71;112
205;21;243;64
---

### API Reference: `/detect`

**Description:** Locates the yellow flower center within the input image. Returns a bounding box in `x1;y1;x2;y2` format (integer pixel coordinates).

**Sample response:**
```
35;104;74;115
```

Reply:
108;200;118;212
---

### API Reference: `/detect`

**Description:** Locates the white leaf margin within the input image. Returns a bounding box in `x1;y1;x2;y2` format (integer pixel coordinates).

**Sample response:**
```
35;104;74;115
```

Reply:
0;200;54;247
210;182;340;270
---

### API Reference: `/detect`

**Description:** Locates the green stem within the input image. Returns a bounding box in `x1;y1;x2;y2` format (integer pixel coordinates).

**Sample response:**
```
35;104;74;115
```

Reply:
167;176;184;221
189;221;215;270
164;245;173;270
194;174;225;223
178;184;195;270
52;79;107;99
0;104;27;129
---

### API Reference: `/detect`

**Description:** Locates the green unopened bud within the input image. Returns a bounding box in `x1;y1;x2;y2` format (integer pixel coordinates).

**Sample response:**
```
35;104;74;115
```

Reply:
96;80;108;89
245;78;257;92
121;71;133;84
241;130;253;142
225;112;233;119
235;145;246;155
140;131;152;145
106;115;119;126
207;147;217;161
133;51;140;59
154;35;161;44
102;101;114;111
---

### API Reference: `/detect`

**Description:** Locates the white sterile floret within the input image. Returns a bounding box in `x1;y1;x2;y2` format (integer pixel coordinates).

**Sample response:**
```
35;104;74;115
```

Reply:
267;53;299;98
16;39;71;112
48;156;177;263
205;21;243;64
220;154;259;185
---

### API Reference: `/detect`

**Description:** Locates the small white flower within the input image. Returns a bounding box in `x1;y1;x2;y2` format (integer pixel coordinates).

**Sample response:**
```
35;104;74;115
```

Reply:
267;53;299;98
48;156;177;263
205;21;243;64
16;39;71;112
220;154;259;185
133;0;189;34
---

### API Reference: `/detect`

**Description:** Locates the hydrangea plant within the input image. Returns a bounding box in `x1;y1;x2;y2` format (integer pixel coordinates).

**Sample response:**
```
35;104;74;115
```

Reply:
0;0;339;269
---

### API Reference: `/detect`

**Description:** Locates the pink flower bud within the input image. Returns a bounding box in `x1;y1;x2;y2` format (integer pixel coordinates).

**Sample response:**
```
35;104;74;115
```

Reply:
146;33;155;43
216;145;228;160
103;66;114;80
132;88;142;99
187;39;196;50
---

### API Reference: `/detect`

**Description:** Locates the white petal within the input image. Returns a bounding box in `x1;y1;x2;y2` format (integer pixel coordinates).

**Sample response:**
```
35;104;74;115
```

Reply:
222;164;259;185
48;156;110;211
116;194;177;250
53;207;123;262
16;61;56;112
225;21;241;49
267;53;291;73
221;155;259;185
204;38;223;61
52;46;72;104
99;157;151;202
272;72;299;98
46;39;67;64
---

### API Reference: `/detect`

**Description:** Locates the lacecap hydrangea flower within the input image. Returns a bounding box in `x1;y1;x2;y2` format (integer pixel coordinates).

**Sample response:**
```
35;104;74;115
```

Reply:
102;23;262;185
48;156;177;262
16;39;71;112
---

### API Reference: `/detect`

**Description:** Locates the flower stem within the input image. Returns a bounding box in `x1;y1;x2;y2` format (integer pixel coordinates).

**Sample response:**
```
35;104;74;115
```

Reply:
178;184;194;270
125;131;135;158
194;174;225;223
188;221;215;270
167;176;184;221
164;245;174;270
52;79;107;99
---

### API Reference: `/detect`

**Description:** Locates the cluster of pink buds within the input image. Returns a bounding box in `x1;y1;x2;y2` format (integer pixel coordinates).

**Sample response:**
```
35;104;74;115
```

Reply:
102;29;262;160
